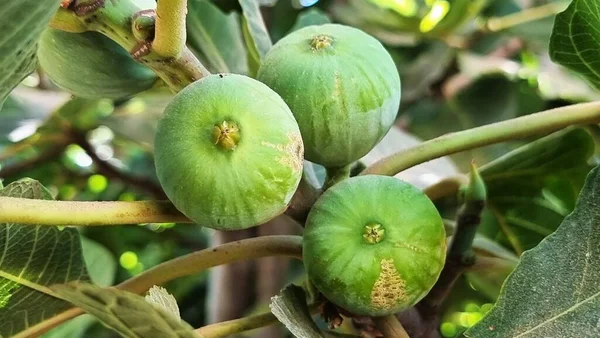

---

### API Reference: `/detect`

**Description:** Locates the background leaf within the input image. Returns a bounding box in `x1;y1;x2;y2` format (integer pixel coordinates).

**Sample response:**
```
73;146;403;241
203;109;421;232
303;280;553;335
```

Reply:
239;0;273;61
0;0;61;107
270;285;324;338
478;128;594;254
51;283;200;338
0;179;89;337
187;0;248;74
550;0;600;90
466;164;600;337
289;8;331;32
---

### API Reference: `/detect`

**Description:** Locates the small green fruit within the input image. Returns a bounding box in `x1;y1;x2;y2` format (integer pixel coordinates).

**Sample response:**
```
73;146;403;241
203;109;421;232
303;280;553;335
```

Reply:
154;74;304;230
303;175;446;316
257;24;401;167
38;28;157;100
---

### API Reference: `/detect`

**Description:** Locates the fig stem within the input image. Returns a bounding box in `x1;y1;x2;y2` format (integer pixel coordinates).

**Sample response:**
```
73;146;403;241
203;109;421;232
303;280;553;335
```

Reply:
15;236;303;337
51;0;210;92
323;164;352;190
372;314;410;338
153;0;187;58
195;300;320;338
361;101;600;177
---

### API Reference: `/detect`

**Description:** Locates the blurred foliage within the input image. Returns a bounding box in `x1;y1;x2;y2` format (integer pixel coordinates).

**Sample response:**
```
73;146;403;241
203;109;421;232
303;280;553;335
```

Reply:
1;0;599;337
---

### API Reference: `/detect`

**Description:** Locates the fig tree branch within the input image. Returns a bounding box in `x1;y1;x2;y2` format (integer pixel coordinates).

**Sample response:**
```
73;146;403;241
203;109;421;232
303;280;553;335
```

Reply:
362;102;600;176
153;0;187;58
118;235;302;293
18;236;302;337
0;198;190;225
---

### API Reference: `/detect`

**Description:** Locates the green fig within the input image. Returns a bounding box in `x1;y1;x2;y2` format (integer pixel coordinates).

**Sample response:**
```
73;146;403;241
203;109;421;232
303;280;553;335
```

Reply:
257;24;401;167
38;28;157;99
154;74;304;230
303;175;446;316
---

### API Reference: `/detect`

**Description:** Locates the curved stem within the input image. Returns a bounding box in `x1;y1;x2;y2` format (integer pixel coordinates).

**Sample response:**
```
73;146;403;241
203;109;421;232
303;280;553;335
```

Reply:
117;235;302;294
16;236;303;337
153;0;187;57
361;102;600;177
0;198;190;225
52;0;209;92
372;315;410;338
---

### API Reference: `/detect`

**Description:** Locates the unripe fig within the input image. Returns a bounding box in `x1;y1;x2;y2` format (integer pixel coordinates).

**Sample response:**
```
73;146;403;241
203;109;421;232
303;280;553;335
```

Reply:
303;175;446;316
154;74;304;230
37;28;157;100
257;24;401;167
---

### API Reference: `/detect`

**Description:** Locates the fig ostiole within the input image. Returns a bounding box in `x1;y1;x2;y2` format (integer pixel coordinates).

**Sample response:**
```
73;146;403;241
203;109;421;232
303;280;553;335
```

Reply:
257;24;401;168
154;74;304;230
302;175;446;316
37;28;157;100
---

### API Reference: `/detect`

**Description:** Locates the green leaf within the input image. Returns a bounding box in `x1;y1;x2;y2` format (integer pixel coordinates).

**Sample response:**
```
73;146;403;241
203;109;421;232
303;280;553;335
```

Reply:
81;237;116;288
187;0;248;74
0;0;61;108
466;164;600;337
550;0;600;90
51;283;200;338
270;284;324;338
289;8;331;32
239;0;273;60
0;179;90;337
479;128;595;254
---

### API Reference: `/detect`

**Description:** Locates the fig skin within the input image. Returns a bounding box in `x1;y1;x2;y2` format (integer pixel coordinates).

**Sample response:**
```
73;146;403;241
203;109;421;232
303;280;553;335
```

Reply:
257;24;401;167
302;175;446;316
154;74;304;230
37;28;157;100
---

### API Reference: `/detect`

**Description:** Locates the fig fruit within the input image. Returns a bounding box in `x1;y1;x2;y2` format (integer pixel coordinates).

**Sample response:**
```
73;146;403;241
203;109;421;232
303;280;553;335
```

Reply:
154;74;304;230
302;175;446;316
257;24;401;168
37;28;157;100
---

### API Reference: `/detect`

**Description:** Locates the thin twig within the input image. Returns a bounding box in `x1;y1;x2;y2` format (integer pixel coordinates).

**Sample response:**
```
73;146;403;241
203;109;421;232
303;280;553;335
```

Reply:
71;130;167;199
0;144;68;179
